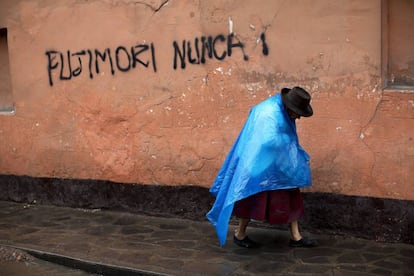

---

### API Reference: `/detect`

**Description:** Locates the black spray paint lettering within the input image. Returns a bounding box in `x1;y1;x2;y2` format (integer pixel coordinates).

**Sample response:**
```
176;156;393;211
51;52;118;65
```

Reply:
173;33;249;70
95;49;115;76
46;43;157;86
46;33;269;86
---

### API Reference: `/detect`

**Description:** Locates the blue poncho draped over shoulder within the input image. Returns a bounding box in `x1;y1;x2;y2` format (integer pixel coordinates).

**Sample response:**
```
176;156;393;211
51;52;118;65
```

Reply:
206;93;312;246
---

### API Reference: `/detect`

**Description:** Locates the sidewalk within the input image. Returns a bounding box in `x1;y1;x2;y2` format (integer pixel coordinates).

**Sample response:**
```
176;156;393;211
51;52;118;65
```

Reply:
0;200;413;275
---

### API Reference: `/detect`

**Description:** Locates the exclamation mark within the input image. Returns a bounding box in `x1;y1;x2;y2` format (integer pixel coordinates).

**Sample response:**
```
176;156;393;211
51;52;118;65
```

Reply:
260;33;269;56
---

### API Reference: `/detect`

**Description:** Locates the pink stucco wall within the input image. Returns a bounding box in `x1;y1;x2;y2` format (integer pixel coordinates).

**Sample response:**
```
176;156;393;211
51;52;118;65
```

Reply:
0;0;413;200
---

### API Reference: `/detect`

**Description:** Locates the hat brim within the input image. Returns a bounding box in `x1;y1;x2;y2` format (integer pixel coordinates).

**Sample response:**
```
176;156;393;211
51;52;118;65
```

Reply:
281;88;313;117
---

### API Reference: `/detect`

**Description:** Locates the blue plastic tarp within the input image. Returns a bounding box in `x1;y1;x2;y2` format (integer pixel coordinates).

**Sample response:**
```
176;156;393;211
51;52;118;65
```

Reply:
206;93;312;246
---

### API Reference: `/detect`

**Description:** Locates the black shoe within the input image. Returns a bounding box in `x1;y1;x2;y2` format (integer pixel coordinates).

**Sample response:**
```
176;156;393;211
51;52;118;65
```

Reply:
289;238;318;248
233;235;259;248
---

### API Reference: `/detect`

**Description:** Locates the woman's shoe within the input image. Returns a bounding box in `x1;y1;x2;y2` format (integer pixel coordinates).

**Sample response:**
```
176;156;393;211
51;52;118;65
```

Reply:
289;237;318;248
233;235;260;248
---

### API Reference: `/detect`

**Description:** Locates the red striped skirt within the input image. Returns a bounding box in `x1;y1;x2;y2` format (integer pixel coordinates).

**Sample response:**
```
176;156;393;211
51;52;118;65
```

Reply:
233;188;304;224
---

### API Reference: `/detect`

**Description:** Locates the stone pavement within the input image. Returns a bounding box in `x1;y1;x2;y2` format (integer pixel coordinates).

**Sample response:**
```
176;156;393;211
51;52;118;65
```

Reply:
0;200;413;275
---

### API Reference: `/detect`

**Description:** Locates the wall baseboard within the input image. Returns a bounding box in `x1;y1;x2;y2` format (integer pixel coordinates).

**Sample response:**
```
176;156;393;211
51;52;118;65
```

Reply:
0;174;412;244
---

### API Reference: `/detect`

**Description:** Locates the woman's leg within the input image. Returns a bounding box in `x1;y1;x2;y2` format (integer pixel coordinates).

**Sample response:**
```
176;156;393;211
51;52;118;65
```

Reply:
235;218;250;240
289;220;318;247
234;218;259;248
290;220;302;241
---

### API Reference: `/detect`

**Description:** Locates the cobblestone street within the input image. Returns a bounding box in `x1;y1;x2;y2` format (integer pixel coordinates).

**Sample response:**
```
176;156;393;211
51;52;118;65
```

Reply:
0;200;413;275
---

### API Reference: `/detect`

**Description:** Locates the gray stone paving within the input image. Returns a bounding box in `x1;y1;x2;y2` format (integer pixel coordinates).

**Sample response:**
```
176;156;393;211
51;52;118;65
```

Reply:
0;200;413;275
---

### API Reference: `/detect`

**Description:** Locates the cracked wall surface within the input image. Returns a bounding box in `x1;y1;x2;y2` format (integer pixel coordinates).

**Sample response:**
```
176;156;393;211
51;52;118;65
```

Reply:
0;0;413;200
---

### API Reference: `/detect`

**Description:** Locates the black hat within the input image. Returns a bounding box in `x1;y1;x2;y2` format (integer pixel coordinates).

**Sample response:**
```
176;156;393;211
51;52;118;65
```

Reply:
281;87;313;117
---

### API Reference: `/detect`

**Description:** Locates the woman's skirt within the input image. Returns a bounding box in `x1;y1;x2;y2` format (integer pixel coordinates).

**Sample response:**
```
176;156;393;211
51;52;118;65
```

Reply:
233;188;304;224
